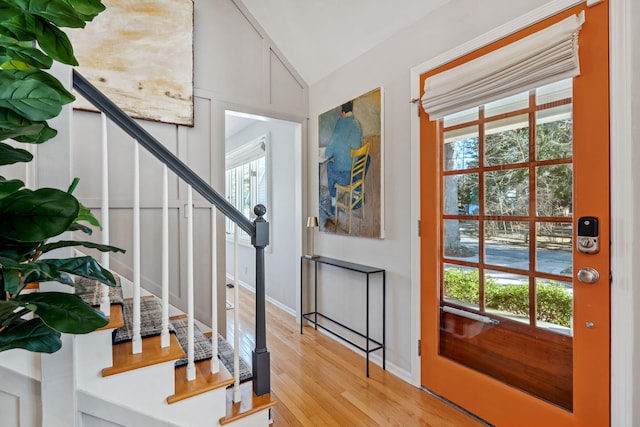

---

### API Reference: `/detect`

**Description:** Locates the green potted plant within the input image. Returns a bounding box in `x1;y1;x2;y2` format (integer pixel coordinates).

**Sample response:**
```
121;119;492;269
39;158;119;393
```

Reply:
0;0;124;354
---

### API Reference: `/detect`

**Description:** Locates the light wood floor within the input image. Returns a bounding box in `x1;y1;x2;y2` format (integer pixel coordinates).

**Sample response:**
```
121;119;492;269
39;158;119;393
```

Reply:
226;285;485;427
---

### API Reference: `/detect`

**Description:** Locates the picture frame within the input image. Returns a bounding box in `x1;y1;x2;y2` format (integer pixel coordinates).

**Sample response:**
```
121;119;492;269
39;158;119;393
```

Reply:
318;87;384;238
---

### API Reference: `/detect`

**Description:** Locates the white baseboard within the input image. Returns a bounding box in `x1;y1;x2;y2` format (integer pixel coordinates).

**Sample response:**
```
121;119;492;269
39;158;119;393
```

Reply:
308;325;412;384
225;274;296;317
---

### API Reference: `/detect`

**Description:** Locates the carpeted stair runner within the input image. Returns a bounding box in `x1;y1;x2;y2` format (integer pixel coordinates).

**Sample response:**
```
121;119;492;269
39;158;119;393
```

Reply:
76;276;251;382
77;275;124;307
113;297;174;343
171;317;252;382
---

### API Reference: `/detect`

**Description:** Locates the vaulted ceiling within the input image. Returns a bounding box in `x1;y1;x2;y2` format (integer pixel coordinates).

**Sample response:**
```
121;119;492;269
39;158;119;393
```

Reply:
238;0;451;85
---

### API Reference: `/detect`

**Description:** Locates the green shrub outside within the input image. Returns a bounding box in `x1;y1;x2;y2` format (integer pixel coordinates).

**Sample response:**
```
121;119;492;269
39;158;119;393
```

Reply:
443;268;573;328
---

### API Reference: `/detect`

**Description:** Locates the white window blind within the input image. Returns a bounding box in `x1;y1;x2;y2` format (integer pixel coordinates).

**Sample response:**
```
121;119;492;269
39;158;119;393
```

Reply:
225;135;266;170
421;12;585;120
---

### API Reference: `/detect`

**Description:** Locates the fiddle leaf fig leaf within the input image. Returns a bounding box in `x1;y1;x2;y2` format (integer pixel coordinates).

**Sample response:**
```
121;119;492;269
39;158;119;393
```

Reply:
39;240;124;255
0;10;36;41
62;0;105;22
0;300;22;324
0;70;62;121
10;69;74;105
0;177;24;198
2;267;20;294
4;43;52;68
67;222;92;235
0;142;32;165
0;235;37;261
0;5;22;23
75;202;100;228
0;187;79;242
23;269;74;286
15;292;108;333
37;256;116;286
29;16;76;65
0;317;62;353
0;255;60;281
3;0;87;29
11;120;56;143
0;106;49;143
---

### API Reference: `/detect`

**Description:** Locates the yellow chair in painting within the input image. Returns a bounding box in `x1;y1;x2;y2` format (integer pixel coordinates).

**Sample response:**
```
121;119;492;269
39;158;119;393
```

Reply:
334;143;370;234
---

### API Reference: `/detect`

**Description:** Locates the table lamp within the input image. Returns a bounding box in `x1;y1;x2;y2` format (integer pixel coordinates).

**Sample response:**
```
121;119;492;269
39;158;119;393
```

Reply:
306;216;319;258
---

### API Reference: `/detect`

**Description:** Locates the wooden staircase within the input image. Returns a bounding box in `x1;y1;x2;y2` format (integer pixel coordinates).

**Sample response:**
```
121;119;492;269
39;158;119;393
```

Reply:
73;277;276;427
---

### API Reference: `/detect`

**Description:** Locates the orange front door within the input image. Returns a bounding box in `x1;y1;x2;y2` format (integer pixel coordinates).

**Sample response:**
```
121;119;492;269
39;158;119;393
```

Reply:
419;3;609;426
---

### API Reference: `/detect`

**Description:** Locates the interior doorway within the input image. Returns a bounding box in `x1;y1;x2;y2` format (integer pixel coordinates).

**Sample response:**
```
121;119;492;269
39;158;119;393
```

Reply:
223;110;303;316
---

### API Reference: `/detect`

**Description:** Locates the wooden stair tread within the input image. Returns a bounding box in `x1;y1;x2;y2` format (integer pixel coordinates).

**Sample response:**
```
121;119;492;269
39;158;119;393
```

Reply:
102;334;184;377
167;358;235;404
97;304;124;331
219;382;277;425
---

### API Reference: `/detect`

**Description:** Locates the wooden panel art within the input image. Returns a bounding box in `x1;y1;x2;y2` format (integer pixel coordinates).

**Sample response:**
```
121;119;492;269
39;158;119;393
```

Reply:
72;0;194;126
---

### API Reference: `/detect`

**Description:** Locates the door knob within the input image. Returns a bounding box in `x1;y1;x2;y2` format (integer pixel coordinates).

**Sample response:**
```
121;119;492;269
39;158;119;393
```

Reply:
577;267;600;284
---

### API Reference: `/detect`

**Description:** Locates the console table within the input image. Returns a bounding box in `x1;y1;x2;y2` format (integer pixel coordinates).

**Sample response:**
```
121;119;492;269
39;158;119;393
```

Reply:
300;255;385;377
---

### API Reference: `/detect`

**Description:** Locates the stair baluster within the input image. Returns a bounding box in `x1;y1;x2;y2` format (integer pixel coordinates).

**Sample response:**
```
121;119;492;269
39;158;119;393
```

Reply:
161;164;171;348
233;224;241;402
100;112;111;316
132;142;142;354
186;185;196;381
211;208;220;373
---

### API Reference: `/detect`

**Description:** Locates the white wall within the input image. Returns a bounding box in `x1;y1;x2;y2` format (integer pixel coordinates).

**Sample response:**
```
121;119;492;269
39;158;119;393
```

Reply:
306;0;557;377
225;119;299;311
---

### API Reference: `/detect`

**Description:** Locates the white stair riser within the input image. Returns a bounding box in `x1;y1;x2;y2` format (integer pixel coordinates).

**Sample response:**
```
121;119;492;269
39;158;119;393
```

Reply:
163;387;227;426
76;329;114;386
221;409;272;427
78;360;175;408
78;390;180;427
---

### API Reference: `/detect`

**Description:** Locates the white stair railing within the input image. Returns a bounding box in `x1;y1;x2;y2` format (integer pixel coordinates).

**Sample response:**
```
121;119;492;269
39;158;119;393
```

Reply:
210;209;219;374
132;142;142;354
100;113;111;316
186;186;196;381
161;165;170;348
73;71;271;400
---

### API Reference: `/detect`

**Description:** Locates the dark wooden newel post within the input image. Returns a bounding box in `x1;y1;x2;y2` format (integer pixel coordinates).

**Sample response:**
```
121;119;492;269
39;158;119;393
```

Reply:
252;204;270;396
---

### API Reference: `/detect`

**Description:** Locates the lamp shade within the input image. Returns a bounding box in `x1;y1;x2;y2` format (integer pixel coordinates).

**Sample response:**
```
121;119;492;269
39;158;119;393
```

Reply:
307;216;319;227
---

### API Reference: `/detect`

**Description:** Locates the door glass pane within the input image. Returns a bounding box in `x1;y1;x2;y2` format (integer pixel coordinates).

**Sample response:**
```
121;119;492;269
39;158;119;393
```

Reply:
443;264;479;309
536;78;572;105
443;126;479;171
444;220;478;262
485;114;529;166
443;106;479;127
536;164;573;217
536;278;573;336
485;168;529;216
536;104;573;161
536;222;572;277
485;91;529;117
443;173;479;215
241;164;251;218
484;221;529;270
485;269;530;325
